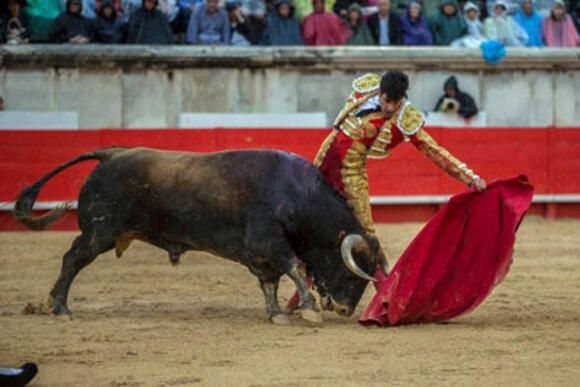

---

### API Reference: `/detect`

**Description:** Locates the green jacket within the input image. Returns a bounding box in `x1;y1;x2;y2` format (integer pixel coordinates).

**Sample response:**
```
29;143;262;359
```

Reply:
428;0;467;45
23;0;63;41
346;3;375;46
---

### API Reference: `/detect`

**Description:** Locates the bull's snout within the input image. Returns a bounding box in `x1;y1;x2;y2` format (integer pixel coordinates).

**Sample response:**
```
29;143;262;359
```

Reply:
331;299;353;317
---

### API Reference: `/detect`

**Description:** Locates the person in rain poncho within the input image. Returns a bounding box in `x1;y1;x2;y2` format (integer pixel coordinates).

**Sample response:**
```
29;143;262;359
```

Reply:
400;1;433;45
451;1;484;47
483;0;527;46
434;75;478;119
346;3;375;45
541;0;580;47
302;0;350;45
260;0;304;45
428;0;467;45
513;0;544;46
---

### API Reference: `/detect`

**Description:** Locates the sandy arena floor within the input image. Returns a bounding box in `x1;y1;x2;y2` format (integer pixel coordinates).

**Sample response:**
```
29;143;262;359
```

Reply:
0;217;579;386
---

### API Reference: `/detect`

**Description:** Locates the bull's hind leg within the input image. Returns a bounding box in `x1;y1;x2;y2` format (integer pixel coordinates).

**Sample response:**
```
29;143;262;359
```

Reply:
49;231;114;315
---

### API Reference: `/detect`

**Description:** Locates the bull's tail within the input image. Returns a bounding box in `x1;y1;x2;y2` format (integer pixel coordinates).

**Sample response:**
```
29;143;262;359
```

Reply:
14;147;126;230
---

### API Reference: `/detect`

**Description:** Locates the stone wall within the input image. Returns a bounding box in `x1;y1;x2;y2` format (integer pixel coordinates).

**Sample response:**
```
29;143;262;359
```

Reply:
1;45;579;128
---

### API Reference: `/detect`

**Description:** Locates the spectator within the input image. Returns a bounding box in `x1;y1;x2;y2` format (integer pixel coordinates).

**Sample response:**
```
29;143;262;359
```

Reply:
367;0;403;45
429;0;467;45
483;0;527;46
293;0;336;21
542;0;580;47
451;1;483;47
346;3;374;45
434;76;478;119
95;0;123;17
260;0;304;45
302;0;350;45
127;0;174;44
59;0;96;19
227;0;253;45
2;0;31;44
94;0;123;42
186;0;230;45
52;0;93;43
22;0;62;41
400;1;433;45
513;0;544;47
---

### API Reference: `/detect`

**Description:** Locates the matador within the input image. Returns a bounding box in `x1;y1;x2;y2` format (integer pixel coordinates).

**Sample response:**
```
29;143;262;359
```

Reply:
315;71;487;235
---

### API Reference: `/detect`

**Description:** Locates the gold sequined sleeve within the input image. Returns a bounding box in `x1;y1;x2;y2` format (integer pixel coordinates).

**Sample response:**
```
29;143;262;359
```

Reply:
411;129;479;186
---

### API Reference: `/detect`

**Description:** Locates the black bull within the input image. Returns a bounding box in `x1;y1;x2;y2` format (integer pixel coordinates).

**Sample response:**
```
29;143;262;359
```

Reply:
15;147;388;324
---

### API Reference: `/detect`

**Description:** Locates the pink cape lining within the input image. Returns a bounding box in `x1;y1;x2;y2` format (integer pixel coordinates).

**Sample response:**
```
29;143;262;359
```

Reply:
359;175;534;326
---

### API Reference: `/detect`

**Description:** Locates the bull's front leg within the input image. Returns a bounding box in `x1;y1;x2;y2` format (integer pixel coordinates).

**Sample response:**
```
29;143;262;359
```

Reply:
259;278;291;326
286;257;322;323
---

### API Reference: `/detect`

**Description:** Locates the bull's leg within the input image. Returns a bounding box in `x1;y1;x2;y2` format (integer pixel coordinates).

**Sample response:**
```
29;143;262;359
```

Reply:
259;277;291;325
286;257;322;323
49;231;114;315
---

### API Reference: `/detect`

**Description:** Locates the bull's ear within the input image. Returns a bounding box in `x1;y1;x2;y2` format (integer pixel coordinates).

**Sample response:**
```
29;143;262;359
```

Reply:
337;230;346;245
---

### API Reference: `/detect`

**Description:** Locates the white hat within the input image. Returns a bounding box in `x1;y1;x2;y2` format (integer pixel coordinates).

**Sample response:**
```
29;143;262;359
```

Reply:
464;1;479;12
494;0;508;9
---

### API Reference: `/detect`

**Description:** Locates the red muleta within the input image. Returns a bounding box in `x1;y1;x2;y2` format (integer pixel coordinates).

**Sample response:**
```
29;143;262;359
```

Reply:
360;175;534;326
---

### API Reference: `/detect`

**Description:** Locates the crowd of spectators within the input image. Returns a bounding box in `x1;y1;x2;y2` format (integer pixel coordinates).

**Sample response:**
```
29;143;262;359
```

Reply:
1;0;579;46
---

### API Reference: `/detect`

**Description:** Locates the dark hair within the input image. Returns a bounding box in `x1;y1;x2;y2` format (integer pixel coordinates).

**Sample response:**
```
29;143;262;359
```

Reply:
380;70;409;102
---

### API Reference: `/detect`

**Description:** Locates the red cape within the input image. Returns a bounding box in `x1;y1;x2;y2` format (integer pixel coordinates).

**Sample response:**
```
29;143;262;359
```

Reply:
359;176;534;326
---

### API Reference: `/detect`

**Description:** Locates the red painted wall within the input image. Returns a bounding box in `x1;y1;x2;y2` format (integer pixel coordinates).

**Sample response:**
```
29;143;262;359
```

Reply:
1;127;579;230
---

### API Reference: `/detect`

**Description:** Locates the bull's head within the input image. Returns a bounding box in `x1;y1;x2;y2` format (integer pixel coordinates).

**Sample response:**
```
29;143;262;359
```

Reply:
314;233;389;317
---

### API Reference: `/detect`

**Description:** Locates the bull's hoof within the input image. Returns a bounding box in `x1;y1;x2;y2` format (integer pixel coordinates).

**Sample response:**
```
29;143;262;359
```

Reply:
51;299;72;317
270;313;292;326
300;309;322;324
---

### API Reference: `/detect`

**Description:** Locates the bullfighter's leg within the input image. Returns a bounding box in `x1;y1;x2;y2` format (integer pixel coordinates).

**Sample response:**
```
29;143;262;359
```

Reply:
49;231;114;315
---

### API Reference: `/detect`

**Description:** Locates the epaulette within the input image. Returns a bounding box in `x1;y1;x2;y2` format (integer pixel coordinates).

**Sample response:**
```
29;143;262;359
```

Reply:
333;74;381;128
352;73;381;94
397;102;425;136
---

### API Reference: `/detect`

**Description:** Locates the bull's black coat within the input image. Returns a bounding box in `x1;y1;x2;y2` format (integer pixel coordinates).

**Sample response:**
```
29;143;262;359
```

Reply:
15;147;380;322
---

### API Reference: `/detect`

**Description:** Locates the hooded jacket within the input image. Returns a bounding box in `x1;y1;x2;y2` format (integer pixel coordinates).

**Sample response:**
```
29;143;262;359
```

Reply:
400;1;433;45
261;0;304;45
346;3;375;45
52;0;93;42
127;0;173;44
94;0;124;43
428;0;467;45
513;0;544;47
302;0;350;45
434;76;478;119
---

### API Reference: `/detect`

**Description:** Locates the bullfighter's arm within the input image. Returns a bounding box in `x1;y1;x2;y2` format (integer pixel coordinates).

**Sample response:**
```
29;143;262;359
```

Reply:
411;128;481;187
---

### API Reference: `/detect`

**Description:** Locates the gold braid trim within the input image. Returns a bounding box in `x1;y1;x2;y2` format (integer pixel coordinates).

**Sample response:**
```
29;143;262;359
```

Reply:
333;73;381;130
414;129;478;186
397;102;425;141
314;130;339;168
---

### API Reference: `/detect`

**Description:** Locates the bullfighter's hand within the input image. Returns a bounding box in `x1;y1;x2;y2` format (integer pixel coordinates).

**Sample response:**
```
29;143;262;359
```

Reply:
472;177;487;192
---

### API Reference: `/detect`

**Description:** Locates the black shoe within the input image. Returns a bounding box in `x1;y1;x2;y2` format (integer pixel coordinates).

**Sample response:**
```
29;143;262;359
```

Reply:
0;362;38;387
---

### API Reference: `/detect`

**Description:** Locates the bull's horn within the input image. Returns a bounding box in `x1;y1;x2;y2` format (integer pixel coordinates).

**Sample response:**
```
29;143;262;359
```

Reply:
377;249;390;277
340;235;377;282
